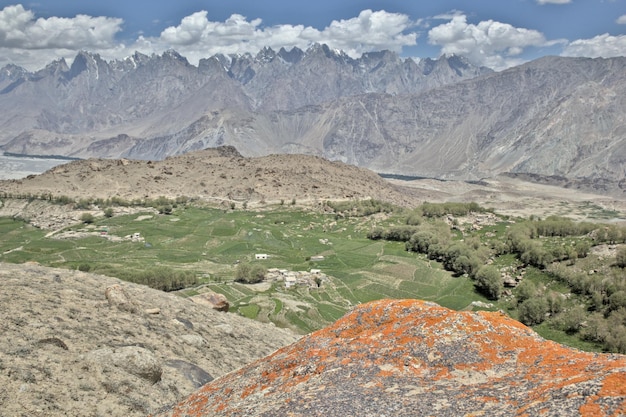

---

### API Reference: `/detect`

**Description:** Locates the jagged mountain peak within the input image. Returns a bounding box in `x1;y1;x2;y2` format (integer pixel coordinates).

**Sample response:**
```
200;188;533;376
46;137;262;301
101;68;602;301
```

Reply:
255;46;277;63
161;49;191;65
66;50;106;80
277;46;304;64
305;42;353;63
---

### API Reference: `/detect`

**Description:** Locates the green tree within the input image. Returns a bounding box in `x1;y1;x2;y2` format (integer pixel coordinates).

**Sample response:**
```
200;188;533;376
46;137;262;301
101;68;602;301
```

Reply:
235;263;267;284
515;280;537;304
474;265;503;300
80;212;95;224
553;305;587;333
235;263;251;282
609;291;626;312
616;247;626;268
518;297;549;326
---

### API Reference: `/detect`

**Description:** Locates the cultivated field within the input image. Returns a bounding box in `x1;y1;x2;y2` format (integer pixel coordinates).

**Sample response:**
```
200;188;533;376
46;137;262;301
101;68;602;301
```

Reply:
0;204;487;334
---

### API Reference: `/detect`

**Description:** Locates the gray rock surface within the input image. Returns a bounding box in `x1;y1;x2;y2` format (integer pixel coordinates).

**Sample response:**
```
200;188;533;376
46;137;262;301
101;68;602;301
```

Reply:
0;262;298;416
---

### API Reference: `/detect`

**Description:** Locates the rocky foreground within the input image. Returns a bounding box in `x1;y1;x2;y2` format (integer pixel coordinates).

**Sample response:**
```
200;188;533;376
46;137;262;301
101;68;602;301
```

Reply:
0;262;298;416
158;299;626;417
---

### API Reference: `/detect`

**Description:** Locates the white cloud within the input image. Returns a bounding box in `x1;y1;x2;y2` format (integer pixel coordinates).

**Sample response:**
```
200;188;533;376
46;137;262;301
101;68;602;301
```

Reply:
0;4;122;49
562;33;626;58
312;9;418;55
427;14;549;70
143;9;418;64
0;6;419;71
617;15;626;24
536;0;572;4
0;4;124;70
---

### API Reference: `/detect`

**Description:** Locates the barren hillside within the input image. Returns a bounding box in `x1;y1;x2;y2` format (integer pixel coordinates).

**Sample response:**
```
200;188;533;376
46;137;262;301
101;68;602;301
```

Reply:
0;146;420;207
0;262;298;416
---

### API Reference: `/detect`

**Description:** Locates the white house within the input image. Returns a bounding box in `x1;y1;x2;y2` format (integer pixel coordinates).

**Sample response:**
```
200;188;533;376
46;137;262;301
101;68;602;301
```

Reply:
255;253;269;260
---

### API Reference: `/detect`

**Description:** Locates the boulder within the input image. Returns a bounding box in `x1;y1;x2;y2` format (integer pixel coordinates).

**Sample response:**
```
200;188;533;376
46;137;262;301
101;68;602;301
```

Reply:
190;292;229;312
88;346;162;384
157;299;626;417
104;284;138;313
164;359;213;389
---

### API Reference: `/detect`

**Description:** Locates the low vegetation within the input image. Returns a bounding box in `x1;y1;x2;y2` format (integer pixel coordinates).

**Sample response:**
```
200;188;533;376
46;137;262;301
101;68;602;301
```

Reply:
1;197;625;353
366;202;626;353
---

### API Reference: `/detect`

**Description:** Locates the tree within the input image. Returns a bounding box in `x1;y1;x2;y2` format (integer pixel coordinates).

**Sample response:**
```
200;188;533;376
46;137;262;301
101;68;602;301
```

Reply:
553;305;587;333
515;280;536;304
616;247;626;268
474;265;503;300
235;263;266;284
249;264;267;283
609;291;626;312
235;263;251;282
575;241;591;258
518;297;549;326
80;212;95;224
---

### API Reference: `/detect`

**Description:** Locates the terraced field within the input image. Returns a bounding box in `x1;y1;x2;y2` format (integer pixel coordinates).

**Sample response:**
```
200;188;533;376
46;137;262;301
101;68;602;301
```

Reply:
0;204;487;333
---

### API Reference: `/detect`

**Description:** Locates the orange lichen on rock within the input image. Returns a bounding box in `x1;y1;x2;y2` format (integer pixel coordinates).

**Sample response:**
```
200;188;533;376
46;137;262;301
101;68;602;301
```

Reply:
155;299;626;417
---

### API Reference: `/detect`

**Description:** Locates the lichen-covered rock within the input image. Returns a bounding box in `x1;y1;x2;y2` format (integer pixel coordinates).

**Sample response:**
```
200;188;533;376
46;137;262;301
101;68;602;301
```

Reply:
158;299;626;417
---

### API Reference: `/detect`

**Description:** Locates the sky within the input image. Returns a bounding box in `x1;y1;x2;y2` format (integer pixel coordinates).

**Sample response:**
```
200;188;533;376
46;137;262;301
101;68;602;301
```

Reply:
0;0;625;72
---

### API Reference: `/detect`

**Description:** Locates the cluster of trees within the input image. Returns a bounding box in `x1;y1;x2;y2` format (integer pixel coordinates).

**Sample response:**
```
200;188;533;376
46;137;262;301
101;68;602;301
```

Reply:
370;218;496;296
541;263;626;352
235;263;267;284
419;202;488;218
365;202;626;353
0;192;192;212
91;266;198;292
326;199;395;217
367;204;625;306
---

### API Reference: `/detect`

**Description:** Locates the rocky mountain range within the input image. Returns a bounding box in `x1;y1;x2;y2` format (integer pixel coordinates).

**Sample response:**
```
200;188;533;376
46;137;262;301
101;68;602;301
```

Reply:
0;45;625;193
157;299;626;416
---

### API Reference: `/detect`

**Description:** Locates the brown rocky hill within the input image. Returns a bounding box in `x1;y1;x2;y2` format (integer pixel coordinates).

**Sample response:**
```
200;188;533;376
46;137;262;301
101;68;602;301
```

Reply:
0;262;298;416
0;146;419;207
157;299;626;417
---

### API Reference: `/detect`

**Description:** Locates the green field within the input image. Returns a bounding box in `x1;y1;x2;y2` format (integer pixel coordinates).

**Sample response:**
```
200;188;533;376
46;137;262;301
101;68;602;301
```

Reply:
0;205;488;333
1;200;624;354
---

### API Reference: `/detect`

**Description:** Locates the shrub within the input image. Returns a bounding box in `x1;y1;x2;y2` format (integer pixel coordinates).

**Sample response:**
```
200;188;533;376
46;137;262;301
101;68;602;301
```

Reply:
518;297;549;326
158;205;173;215
103;207;114;218
616;247;626;268
80;213;95;224
474;265;503;300
515;280;537;304
235;263;266;284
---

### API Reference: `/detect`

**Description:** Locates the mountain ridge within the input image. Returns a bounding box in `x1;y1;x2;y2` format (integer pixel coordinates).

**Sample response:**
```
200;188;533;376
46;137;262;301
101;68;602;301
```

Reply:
0;47;624;194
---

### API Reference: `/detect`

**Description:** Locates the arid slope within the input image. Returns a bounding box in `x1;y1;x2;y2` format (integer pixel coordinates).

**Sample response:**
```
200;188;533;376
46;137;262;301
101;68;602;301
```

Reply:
0;146;419;207
0;262;298;416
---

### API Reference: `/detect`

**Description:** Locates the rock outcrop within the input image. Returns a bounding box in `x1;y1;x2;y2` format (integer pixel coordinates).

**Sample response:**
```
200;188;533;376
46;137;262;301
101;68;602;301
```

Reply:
190;292;230;312
158;299;626;417
0;262;298;416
